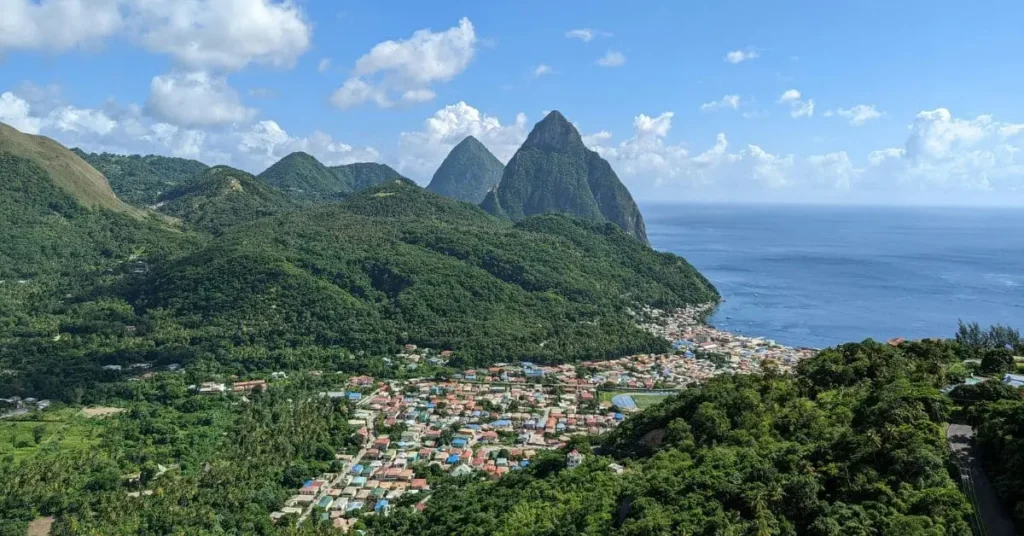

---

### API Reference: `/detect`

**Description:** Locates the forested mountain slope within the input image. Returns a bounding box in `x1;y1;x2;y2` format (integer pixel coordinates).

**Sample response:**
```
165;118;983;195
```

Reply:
129;180;717;367
156;165;301;234
75;150;209;207
426;136;504;203
481;111;648;243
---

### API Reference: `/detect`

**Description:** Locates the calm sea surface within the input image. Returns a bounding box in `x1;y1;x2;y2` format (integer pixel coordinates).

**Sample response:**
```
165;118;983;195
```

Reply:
644;203;1024;349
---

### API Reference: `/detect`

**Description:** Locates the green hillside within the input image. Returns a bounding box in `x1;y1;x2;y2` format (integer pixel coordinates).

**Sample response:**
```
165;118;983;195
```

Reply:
258;151;407;202
0;153;184;279
482;111;648;244
75;150;209;206
426;136;505;203
128;180;716;367
156;166;301;234
0;122;134;213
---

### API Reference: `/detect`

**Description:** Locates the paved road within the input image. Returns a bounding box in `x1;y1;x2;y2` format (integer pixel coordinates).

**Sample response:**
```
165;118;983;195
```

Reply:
946;424;1016;536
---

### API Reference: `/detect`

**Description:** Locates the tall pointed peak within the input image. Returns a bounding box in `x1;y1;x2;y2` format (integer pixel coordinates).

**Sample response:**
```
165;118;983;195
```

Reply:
522;110;583;152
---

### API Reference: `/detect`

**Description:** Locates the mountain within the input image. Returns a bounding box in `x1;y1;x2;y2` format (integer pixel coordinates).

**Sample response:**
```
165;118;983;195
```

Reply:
126;180;717;368
481;111;648;243
258;151;407;201
0;123;186;278
0;122;133;213
426;136;505;203
157;166;301;234
75;150;209;207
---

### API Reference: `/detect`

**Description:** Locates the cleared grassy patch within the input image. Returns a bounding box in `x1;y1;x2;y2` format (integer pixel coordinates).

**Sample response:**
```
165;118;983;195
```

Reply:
0;410;107;462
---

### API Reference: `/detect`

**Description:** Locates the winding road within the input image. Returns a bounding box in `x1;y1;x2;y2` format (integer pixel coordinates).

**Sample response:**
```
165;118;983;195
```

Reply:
946;424;1016;536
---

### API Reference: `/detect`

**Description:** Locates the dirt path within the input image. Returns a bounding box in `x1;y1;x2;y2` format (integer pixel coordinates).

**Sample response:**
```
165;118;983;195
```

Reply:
947;424;1017;536
26;516;54;536
81;406;125;418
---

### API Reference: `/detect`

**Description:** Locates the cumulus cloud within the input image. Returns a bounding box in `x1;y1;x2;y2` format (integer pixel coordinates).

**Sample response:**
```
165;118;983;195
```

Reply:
831;104;884;126
331;18;476;109
0;92;42;134
130;0;312;71
146;72;256;127
700;95;741;112
725;48;759;64
397;101;528;179
0;0;123;52
778;89;814;118
318;58;332;73
533;64;554;77
565;28;611;42
596;51;626;67
1;1;313;72
1;86;376;174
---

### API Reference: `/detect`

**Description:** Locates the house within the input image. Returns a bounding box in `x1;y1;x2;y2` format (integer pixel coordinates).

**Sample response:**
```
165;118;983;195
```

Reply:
451;464;474;478
410;478;429;490
567;449;584;469
1004;373;1024;388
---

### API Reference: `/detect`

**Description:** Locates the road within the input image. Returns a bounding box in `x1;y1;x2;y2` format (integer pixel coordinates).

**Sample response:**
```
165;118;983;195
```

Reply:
296;392;380;525
946;424;1016;536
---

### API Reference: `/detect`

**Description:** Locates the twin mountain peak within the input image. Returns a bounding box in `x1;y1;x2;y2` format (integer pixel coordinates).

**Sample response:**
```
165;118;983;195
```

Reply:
3;110;648;244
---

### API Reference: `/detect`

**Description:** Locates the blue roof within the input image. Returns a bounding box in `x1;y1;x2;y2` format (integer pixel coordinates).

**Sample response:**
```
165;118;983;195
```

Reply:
465;424;480;429
347;392;361;399
446;454;460;464
303;479;314;487
426;402;436;408
614;413;625;420
351;464;364;473
490;420;511;427
1004;374;1024;388
520;460;530;467
375;499;389;511
452;438;467;446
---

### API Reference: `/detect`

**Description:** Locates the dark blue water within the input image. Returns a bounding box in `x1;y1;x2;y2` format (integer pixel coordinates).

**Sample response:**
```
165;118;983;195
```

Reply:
644;203;1024;349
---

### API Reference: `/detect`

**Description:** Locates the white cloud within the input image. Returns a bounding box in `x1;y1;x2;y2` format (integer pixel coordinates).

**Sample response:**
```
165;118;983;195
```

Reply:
700;95;741;112
0;0;312;72
397;101;528;180
401;89;436;104
47;105;117;135
834;104;884;126
533;64;554;77
778;89;801;104
0;92;42;134
0;0;123;52
596;51;626;67
725;48;759;64
318;58;332;73
131;0;312;71
332;17;476;109
146;71;256;127
330;77;392;109
565;28;611;42
1;86;376;173
778;89;814;118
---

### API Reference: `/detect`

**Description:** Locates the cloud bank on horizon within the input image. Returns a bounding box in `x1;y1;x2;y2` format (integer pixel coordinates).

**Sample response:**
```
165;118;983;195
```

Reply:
1;0;1023;205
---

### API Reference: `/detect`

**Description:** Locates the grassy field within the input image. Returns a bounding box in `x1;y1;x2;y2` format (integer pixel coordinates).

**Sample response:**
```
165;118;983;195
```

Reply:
598;391;672;410
0;408;107;462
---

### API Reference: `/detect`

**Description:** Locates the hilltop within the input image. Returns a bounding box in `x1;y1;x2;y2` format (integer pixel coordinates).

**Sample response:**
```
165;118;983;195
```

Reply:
75;150;209;207
0;122;134;213
258;151;407;202
126;180;717;368
426;136;505;203
156;165;301;234
482;111;648;243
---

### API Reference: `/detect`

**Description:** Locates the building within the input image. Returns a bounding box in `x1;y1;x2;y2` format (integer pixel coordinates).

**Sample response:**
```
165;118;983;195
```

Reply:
1004;373;1024;388
567;449;583;469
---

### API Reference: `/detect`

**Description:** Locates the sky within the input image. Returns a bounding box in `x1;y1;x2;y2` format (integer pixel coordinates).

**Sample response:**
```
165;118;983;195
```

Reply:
2;0;1024;205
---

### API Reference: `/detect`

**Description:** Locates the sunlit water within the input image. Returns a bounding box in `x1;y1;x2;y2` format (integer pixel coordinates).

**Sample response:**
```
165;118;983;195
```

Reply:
645;203;1024;349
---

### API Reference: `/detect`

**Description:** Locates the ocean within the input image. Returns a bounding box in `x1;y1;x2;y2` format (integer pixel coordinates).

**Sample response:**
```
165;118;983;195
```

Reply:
644;203;1024;349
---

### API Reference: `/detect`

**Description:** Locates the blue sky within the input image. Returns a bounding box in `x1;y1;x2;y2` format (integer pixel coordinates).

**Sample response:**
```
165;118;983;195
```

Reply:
2;0;1024;204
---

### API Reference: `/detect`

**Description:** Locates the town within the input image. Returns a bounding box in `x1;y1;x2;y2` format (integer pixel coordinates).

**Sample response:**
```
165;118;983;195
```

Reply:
267;305;817;528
